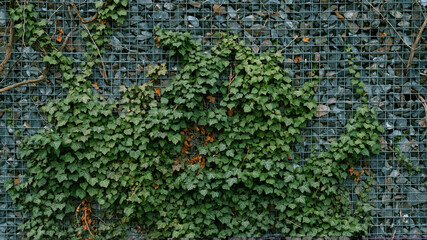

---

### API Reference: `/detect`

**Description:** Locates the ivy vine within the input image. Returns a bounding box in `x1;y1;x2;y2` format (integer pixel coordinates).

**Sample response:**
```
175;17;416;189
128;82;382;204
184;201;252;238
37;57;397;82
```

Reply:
5;2;387;238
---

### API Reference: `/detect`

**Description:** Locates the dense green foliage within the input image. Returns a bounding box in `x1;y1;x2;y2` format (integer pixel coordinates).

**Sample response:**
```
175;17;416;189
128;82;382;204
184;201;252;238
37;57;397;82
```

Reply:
6;2;386;238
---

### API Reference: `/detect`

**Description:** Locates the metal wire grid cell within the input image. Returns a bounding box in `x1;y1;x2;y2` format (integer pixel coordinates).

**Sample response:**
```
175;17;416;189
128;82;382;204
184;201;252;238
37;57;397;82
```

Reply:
0;0;426;239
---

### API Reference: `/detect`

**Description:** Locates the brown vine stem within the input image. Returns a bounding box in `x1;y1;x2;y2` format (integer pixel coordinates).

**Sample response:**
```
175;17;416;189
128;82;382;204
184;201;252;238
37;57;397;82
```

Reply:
0;21;14;73
227;65;235;98
0;0;15;73
83;208;94;238
0;29;74;93
0;67;49;93
239;145;250;168
406;16;427;69
70;2;98;24
364;0;411;48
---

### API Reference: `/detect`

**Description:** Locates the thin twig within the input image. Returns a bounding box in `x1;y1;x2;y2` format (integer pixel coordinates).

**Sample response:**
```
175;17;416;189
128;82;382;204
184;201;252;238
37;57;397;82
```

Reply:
411;89;427;127
239;145;250;168
0;54;24;84
281;34;299;51
0;21;14;73
364;0;411;48
107;43;140;53
71;4;107;80
83;23;107;80
50;19;58;40
92;213;105;224
47;3;64;23
406;16;427;68
286;219;302;229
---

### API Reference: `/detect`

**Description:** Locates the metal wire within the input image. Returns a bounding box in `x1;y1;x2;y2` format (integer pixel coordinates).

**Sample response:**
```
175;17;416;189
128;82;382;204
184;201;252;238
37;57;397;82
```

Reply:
0;0;426;239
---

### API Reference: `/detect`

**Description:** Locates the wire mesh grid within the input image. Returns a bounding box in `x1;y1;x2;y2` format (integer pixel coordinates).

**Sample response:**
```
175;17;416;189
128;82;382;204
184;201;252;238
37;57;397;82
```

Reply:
0;0;426;239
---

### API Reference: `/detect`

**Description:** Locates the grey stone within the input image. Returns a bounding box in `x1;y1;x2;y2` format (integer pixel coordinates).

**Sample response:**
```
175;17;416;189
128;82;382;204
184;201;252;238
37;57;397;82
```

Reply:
228;21;241;33
109;36;122;51
398;137;411;152
152;11;169;21
385;121;394;130
390;11;403;19
398;20;410;28
138;0;153;9
0;9;6;26
137;31;152;42
242;15;255;27
285;21;298;30
250;24;265;36
129;15;144;25
395;118;407;128
389;170;399;178
395;177;408;184
319;11;330;21
379;206;393;217
315;105;330;117
347;22;359;33
186;16;199;27
382;166;393;175
227;6;237;19
26;66;40;77
390;130;402;138
163;3;175;11
402;34;413;46
406;187;427;205
344;11;358;20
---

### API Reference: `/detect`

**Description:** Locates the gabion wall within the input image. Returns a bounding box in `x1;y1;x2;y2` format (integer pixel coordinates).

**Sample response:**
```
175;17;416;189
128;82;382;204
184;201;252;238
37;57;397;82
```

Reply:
0;0;426;239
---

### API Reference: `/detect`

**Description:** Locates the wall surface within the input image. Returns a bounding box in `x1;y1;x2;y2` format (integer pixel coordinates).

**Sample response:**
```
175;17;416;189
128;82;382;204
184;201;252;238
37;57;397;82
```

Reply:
0;0;426;239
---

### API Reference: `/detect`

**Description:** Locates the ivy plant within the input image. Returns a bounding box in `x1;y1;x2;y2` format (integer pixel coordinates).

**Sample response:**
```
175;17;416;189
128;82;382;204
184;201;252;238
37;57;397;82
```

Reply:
6;9;387;237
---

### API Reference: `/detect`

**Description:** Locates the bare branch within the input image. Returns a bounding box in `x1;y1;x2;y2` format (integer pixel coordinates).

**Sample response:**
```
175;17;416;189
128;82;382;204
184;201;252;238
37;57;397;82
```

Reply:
406;16;427;68
0;29;74;93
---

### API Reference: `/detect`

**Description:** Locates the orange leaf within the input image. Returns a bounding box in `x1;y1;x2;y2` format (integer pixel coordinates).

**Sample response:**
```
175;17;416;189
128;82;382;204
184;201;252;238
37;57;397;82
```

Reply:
91;82;99;90
207;95;215;102
335;11;344;19
348;167;354;176
154;184;159;190
154;87;161;96
226;107;234;116
294;56;301;63
155;36;160;48
56;34;62;43
213;4;220;13
354;171;362;183
13;178;20;185
302;37;310;43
